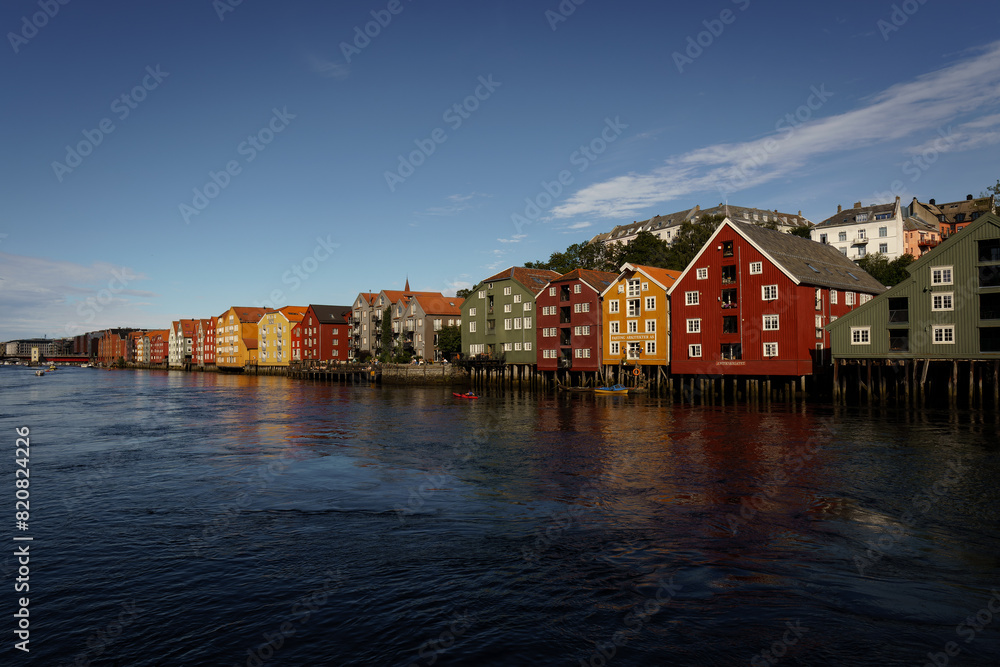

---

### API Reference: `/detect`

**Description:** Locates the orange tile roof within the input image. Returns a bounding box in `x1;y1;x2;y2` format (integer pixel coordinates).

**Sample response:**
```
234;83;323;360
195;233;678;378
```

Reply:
552;268;619;293
277;306;308;323
484;266;561;290
228;307;272;323
627;264;683;289
411;294;463;315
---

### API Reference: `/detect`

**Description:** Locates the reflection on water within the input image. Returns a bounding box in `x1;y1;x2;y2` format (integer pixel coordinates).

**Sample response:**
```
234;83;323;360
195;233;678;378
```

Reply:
1;367;998;666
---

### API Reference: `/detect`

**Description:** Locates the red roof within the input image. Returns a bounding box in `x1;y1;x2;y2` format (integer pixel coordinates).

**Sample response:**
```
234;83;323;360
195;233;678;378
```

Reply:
626;264;683;290
410;294;463;316
550;268;619;293
484;266;561;291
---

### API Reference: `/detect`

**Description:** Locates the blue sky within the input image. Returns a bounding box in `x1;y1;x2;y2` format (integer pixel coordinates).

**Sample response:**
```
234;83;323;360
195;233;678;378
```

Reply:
2;0;999;340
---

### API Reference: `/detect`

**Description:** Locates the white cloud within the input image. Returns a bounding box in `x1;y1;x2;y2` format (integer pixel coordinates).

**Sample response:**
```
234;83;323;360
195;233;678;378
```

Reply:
308;55;350;80
908;113;1000;155
420;192;492;217
552;41;1000;220
497;234;526;244
563;221;592;230
0;253;156;339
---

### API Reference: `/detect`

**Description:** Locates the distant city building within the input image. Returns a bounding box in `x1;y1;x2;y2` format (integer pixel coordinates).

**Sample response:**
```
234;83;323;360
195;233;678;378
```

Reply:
4;338;71;357
536;269;617;375
810;197;906;261
908;194;996;238
216;307;270;369
258;306;307;368
392;293;463;362
301;305;352;365
590;204;811;247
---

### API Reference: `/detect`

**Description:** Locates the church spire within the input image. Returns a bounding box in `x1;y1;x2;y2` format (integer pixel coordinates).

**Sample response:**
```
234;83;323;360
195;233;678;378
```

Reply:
404;277;410;293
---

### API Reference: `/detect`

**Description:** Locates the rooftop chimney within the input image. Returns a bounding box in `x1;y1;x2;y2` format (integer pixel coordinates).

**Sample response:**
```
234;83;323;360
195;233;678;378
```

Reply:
837;205;842;213
967;194;974;201
929;198;936;205
854;201;862;209
798;210;802;216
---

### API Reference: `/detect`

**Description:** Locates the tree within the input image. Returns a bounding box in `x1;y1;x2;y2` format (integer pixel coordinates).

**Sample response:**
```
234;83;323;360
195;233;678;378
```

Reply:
981;179;1000;201
455;288;471;299
525;239;619;273
856;252;915;287
661;215;726;271
437;325;462;359
789;225;813;239
377;307;392;362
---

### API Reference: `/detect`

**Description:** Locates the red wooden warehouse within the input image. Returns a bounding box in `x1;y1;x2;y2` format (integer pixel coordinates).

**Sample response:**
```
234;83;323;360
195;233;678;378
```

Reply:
536;269;617;379
667;218;884;377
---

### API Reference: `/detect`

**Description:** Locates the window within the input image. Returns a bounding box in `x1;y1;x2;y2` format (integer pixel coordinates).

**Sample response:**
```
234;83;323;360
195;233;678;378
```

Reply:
879;226;888;237
523;302;532;311
514;318;522;330
574;284;581;294
610;321;619;334
627;300;640;317
722;240;734;257
581;303;590;313
689;344;702;358
839;231;847;242
879;243;888;254
858;246;866;258
524;342;532;351
645;320;656;333
763;314;779;331
840;247;848;255
762;285;778;301
931;266;954;285
721;343;742;360
685;291;699;305
860;294;872;304
645;297;656;310
642;282;649;291
504;319;512;331
696;268;708;280
513;294;522;303
478;290;485;299
627;320;638;333
845;292;855;306
933;325;955;344
609;300;619;313
830;290;838;304
469;307;477;316
851;327;870;344
627;279;640;297
978;239;1000;262
627;342;642;359
469;322;476;333
856;213;869;223
574;303;581;313
549;287;556;297
722;316;738;334
687;318;702;333
763;342;778;357
610;342;620;355
820;234;828;244
503;286;511;295
815;288;823;310
749;261;762;275
889;330;909;352
581;325;589;335
504;304;512;313
857;228;867;238
646;341;656;355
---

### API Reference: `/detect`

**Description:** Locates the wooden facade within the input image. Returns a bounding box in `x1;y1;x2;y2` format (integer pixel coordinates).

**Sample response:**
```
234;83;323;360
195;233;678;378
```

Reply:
600;264;681;372
536;269;617;374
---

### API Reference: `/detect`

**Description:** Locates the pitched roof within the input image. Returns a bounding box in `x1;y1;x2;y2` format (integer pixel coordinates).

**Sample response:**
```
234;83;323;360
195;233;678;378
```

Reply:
548;268;619;293
903;217;939;233
813;200;899;228
277;306;308;323
626;264;683;291
483;266;561;291
228;307;272;323
410;294;463;315
729;218;886;293
307;304;353;323
242;337;258;349
915;196;994;222
592;204;810;242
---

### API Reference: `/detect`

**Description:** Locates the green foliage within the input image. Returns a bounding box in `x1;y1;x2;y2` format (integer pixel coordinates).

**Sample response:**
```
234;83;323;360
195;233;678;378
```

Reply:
789;225;813;239
856;252;915;287
437;325;462;358
525;240;619;273
455;288;471;299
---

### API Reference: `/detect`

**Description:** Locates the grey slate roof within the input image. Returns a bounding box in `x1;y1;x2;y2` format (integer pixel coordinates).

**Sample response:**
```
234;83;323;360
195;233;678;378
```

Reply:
730;219;886;294
307;304;352;323
813;201;897;228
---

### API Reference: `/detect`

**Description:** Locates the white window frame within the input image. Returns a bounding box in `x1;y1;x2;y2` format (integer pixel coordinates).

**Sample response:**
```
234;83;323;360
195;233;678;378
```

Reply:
932;325;955;344
688;344;702;358
645;320;656;333
749;262;762;275
696;268;708;280
609;300;619;314
850;327;870;345
503;286;512;295
627;320;638;333
763;314;779;331
610;342;620;355
762;285;778;301
763;342;778;357
610;321;619;334
645;341;655;355
830;290;838;304
931;266;954;285
685;291;699;306
687;318;701;334
645;296;656;310
931;292;954;311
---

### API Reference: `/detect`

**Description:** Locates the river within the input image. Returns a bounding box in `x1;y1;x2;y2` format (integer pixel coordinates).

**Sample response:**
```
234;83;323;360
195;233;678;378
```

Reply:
1;366;998;666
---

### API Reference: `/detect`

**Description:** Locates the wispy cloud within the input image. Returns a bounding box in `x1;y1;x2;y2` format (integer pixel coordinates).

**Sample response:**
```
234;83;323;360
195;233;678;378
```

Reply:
908;113;1000;154
563;221;592;230
497;234;526;244
420;192;492;217
307;55;350;80
552;41;1000;220
0;253;156;339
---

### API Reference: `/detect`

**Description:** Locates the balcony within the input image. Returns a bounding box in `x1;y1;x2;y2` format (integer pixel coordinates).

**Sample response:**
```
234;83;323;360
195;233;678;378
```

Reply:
853;236;869;245
918;238;940;248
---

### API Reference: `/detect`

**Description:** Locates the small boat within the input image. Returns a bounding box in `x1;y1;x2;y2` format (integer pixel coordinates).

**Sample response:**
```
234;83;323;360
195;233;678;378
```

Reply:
48;365;58;371
594;383;628;395
35;370;45;376
452;391;479;399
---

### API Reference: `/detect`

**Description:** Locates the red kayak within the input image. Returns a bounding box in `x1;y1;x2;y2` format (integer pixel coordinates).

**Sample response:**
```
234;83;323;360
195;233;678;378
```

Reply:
452;392;479;399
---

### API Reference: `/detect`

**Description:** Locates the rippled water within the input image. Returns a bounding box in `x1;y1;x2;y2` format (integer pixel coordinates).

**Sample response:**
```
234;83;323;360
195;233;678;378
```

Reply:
1;367;999;666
